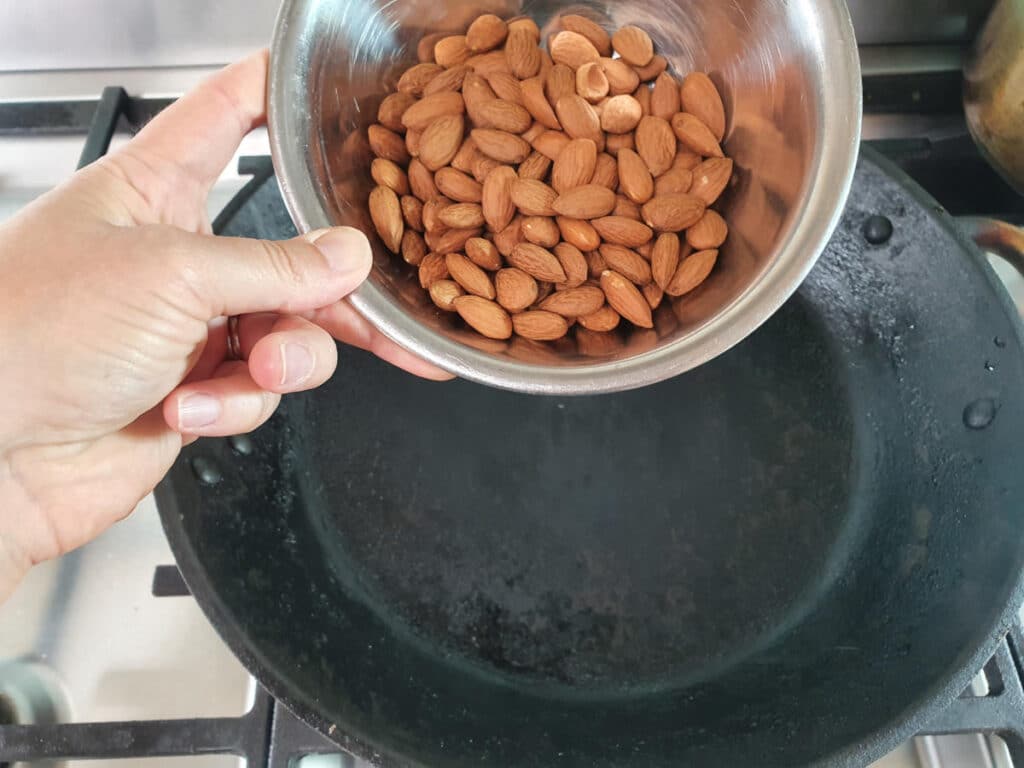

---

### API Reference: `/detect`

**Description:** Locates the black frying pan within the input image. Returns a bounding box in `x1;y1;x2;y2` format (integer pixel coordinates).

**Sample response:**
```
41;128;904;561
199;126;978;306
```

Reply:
157;148;1024;767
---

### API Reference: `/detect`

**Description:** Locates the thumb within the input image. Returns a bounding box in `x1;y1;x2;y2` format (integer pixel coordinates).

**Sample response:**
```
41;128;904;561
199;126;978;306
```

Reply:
169;226;373;318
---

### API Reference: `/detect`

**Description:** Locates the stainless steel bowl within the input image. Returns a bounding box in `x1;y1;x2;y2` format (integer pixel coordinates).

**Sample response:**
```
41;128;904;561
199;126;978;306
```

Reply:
269;0;862;394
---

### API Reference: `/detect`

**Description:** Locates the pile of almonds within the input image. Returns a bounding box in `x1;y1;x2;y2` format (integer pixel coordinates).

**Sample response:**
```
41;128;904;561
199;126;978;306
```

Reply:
367;12;732;343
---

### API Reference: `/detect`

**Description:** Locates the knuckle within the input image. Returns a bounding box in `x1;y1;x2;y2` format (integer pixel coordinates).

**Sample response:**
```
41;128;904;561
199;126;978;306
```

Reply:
259;239;313;290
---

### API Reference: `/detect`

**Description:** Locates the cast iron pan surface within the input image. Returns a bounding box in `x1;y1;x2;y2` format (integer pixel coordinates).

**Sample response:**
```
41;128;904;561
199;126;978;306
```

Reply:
157;149;1024;767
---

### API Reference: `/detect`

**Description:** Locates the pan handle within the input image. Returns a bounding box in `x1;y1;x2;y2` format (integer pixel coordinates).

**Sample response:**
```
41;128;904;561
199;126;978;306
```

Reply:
958;217;1024;275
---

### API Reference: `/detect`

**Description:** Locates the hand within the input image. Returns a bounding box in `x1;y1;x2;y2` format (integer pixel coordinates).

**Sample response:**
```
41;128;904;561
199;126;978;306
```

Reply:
0;50;449;601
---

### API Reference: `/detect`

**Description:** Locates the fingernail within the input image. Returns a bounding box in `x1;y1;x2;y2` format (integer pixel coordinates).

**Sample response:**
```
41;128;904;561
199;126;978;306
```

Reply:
177;394;221;431
313;227;372;279
280;343;315;388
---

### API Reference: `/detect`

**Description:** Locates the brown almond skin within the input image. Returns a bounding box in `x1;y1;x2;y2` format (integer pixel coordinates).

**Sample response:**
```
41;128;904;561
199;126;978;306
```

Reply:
655;167;694;196
451;137;481;174
487;72;523;104
540;285;605;316
633;85;652;117
671;112;724;158
617;147;654;204
475;99;533;133
605;132;636;157
371;158;410;195
419;253;449;289
463;72;498;118
522;216;561;247
513;311;570;341
401;195;424;231
422;196;452;234
377;92;417;132
634;55;668;83
681;72;727;141
613;195;642;221
511;179;558;216
417;34;445;64
368;125;411;164
435;167;482;203
635;116;676;177
518;151;553;181
369;185;404;253
687;210;729;250
592;216;654;247
600;244;653;285
552;184;617;219
575;62;609;103
612;26;654;67
559;14;612;57
405;127;423;157
466;14;508;52
494;216;525;256
551;138;598;193
465;237;503;271
592;152;619;189
578;304;621;332
531;130;571;161
555;95;604;149
666;249;719;297
401;230;428;266
432;227;483;255
466;50;513;77
641;193;706;232
521;77;562;130
423;65;471;96
471;129;532;164
454;296;513;339
600;269;653;328
557;217;602;252
419;115;465;171
408;158;438;201
508;243;568;282
550;30;601;70
652;233;682;290
690;157;734;206
438;203;486;229
601;95;643;134
506;27;542;79
429;279;465;311
546;64;577;105
447;253;496;299
553;242;590;287
586;249;608;279
600;57;640;95
481;165;517;232
435;35;471;68
398;63;444;95
650;72;680;120
495;268;539;312
643;282;664;310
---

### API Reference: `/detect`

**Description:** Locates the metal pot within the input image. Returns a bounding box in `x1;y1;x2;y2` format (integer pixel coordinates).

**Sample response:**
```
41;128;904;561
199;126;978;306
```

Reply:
268;0;862;394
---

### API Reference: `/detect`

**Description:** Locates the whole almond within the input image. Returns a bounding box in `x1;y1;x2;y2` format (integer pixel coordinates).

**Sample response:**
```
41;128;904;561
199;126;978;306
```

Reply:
513;311;570;341
423;65;471;96
575;62;609;103
601;94;642;134
551;138;598;193
545;64;577;104
614;195;642;221
487;72;523;104
555;95;604;148
650;72;680;120
643;282;664;310
637;241;654;258
532;130;571;160
454;295;513;339
377;92;417;132
405;127;423;157
641;193;706;232
432;227;483;255
419;253;449;288
522;216;561;247
592;152;619;189
419;115;465;171
655;166;694;196
586;249;608;279
369;185;404;253
518;151;553;180
494;216;525;256
398;63;444;95
540;285;605;316
557;217;601;252
463;72;498;118
600;57;640;95
671;112;724;158
681;72;726;141
435;35;471;68
435;167;482;203
422;196;452;233
508;16;541;39
521;77;562;130
466;50;513;77
553;242;589;287
371;158;410;195
401;229;428;266
475;99;533;133
506;27;542;79
592;216;654;247
368;125;411;164
471;128;531;164
511;178;557;216
550;31;601;70
495;268;539;311
552;184;617;219
600;244;652;285
417;33;445;64
600;269;653;328
439;203;485;229
508;243;567;282
635;116;676;176
578;304;620;332
687;210;729;250
465;237;503;270
674;149;703;171
451;137;481;174
617;147;654;204
481;165;517;231
472;155;500;183
651;232;681;290
401;195;424;231
402;92;465;130
634;54;668;82
666;249;718;297
612;26;654;67
605;131;635;156
447;252;496;298
408;158;438;201
634;85;652;116
466;14;508;52
559;15;612;57
689;157;733;205
429;279;465;311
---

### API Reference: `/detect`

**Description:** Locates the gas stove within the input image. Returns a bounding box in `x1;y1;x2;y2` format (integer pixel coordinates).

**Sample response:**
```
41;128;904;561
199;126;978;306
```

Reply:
2;4;1024;767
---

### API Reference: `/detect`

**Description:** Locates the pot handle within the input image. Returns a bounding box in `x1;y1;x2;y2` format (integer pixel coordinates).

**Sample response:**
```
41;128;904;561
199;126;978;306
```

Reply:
958;217;1024;275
